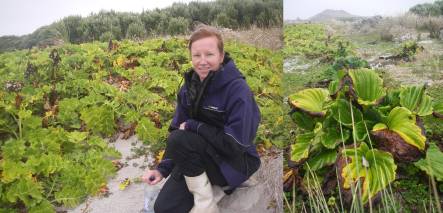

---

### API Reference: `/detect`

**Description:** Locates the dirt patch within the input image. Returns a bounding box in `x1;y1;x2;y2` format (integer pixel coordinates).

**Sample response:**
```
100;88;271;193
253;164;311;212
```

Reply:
383;64;442;86
220;27;283;51
382;46;443;86
345;30;443;86
68;135;154;213
283;56;319;74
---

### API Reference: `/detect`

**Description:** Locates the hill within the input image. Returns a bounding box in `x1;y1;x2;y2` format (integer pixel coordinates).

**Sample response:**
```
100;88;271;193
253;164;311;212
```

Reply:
309;9;359;22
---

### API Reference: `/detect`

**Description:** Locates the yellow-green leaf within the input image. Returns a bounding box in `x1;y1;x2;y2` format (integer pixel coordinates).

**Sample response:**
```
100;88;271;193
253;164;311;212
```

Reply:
373;107;426;150
6;178;43;207
433;102;443;119
331;99;363;126
321;127;350;149
399;85;433;116
341;143;396;204
290;132;314;162
288;88;330;116
415;143;443;181
349;69;386;106
304;149;337;171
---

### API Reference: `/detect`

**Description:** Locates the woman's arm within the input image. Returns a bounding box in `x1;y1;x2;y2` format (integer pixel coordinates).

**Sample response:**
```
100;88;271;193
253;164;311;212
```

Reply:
185;81;260;158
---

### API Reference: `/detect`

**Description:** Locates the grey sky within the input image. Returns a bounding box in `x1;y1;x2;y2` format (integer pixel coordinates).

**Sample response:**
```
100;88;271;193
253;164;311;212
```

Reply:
284;0;436;20
0;0;210;36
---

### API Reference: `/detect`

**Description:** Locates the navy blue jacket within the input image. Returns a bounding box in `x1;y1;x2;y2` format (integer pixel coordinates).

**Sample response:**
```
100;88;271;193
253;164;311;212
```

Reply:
157;54;261;190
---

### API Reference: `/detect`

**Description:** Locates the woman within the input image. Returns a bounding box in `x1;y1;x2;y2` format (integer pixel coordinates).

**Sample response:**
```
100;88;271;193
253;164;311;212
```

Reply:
142;24;261;213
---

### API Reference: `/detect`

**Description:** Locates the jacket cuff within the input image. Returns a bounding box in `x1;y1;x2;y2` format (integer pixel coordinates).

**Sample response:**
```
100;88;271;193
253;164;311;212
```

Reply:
156;159;173;178
185;119;201;133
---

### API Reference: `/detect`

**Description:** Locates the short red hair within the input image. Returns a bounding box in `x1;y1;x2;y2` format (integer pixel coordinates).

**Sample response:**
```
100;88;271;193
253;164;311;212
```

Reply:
188;24;224;54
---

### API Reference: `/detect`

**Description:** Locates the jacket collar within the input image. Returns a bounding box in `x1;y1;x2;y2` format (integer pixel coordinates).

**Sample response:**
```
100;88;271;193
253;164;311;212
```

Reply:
184;52;245;91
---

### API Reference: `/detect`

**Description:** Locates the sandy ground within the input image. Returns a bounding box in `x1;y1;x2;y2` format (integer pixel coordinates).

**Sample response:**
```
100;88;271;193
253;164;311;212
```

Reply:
220;27;283;51
68;135;154;213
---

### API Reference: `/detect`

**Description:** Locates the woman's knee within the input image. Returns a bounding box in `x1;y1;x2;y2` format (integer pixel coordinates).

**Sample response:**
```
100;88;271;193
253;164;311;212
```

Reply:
166;130;186;151
166;130;206;153
153;197;169;213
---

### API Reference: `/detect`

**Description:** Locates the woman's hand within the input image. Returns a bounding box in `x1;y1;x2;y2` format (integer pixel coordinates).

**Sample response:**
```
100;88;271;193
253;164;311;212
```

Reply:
142;169;163;185
179;122;186;130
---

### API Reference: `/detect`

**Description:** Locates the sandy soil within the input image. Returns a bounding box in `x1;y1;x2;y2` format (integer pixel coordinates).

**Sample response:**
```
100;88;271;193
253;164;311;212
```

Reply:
68;135;154;213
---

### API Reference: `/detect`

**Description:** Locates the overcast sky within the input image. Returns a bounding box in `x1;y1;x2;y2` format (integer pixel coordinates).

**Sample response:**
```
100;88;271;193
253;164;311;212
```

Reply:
0;0;211;36
284;0;436;20
2;0;438;36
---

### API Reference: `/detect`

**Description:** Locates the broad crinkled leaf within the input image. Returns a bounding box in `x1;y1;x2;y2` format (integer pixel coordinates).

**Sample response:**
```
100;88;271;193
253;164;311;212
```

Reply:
383;90;401;107
341;143;396;204
80;105;116;136
1;139;26;161
136;117;164;143
399;85;433;116
417;95;432;116
433;102;443;119
331;99;363;126
1;160;30;183
5;178;43;207
415;143;443;181
57;98;82;128
349;69;386;106
28;199;55;213
321;127;350;149
372;107;426;150
328;79;339;95
353;121;369;141
67;131;88;143
23;115;42;134
290;111;316;131
125;84;162;107
290;132;314;162
304;149;337;171
288;88;330;117
25;128;62;154
26;154;63;177
87;136;108;149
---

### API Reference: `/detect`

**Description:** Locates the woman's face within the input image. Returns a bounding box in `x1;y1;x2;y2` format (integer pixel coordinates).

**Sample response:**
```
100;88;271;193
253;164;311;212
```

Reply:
190;36;224;81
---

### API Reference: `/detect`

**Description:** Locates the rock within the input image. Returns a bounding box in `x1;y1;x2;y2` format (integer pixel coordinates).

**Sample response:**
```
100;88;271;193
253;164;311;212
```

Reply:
283;56;319;74
418;40;434;44
379;55;396;60
219;149;283;213
395;33;416;42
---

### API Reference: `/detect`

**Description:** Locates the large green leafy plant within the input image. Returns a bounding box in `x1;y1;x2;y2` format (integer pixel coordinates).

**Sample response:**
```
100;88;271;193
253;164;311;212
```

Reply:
284;24;353;62
288;68;443;206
